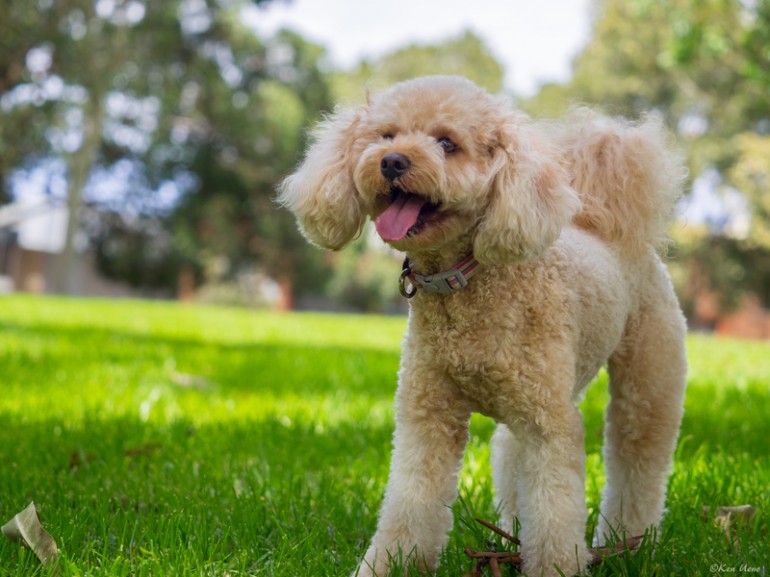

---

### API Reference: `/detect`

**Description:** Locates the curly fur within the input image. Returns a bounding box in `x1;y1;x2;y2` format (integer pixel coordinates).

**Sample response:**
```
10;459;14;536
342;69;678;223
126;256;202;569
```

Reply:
558;108;688;257
278;105;367;249
278;75;688;577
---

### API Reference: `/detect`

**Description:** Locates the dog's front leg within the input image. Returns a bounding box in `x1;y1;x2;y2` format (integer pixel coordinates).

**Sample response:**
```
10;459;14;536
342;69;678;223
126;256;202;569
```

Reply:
354;366;470;577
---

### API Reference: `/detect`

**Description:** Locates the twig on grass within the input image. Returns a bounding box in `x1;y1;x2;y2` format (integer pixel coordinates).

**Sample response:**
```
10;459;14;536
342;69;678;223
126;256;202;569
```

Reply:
474;516;521;545
463;518;644;576
487;555;502;577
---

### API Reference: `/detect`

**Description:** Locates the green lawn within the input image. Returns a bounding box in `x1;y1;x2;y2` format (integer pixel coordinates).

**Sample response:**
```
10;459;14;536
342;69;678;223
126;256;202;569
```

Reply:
0;295;767;576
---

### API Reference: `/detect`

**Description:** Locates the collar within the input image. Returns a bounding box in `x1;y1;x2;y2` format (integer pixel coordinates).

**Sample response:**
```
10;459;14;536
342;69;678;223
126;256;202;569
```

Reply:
399;254;481;298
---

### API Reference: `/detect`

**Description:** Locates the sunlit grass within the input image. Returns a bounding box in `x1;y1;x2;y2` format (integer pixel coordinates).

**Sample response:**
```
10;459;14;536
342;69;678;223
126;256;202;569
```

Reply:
0;295;767;576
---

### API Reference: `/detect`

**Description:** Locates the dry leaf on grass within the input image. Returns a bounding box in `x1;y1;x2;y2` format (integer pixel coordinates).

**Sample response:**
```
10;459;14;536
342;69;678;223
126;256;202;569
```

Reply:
123;442;162;458
1;501;60;574
69;449;96;470
702;504;757;552
702;505;757;530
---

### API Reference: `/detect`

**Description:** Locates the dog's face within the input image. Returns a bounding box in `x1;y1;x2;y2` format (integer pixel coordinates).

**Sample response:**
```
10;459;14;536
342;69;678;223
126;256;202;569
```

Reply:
352;76;502;252
279;75;580;264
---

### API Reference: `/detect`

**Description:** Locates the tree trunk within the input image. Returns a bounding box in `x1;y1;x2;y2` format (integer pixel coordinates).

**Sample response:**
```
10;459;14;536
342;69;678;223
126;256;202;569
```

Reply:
54;94;103;295
276;275;293;311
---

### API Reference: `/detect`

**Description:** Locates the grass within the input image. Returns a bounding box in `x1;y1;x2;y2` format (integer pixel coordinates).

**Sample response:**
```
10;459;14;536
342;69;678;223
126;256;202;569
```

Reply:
0;294;767;576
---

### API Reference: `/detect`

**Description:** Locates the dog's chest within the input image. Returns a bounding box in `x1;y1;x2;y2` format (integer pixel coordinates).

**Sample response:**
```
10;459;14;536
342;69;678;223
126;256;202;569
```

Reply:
411;294;523;386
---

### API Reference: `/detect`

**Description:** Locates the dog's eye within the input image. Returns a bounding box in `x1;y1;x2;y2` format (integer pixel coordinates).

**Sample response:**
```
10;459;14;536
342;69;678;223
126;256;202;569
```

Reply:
438;136;458;154
382;133;395;141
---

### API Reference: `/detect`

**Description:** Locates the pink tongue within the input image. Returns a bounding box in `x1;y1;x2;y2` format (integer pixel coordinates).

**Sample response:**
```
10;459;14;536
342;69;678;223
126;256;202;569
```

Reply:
375;193;428;242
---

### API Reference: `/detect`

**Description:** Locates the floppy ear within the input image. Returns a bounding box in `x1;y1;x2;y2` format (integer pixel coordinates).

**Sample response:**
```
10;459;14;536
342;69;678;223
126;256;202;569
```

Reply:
277;106;366;250
473;113;580;264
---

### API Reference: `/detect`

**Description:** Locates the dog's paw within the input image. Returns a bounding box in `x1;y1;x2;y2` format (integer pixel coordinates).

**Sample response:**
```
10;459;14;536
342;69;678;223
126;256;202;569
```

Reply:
351;548;389;577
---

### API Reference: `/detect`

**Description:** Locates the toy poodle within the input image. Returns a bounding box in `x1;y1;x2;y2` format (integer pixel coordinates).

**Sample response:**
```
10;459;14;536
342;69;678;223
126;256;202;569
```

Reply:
278;75;687;577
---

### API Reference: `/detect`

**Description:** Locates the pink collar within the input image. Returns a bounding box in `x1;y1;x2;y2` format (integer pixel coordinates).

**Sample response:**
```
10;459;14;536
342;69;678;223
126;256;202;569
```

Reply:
399;255;481;298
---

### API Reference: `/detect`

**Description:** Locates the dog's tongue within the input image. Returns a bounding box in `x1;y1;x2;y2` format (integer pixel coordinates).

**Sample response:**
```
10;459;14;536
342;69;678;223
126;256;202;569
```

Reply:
375;193;427;242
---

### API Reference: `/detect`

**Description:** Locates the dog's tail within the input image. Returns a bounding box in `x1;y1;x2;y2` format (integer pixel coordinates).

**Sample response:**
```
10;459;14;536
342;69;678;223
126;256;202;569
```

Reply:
558;109;687;257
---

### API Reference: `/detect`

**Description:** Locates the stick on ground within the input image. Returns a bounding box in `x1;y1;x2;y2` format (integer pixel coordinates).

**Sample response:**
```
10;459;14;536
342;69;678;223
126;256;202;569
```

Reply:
464;518;644;576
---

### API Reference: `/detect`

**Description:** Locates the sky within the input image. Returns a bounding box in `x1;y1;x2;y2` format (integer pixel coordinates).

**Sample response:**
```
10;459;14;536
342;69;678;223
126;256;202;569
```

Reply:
245;0;594;97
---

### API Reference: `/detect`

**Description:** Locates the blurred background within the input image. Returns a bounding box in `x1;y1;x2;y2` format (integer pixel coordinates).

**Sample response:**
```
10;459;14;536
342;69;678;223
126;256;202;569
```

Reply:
0;0;768;337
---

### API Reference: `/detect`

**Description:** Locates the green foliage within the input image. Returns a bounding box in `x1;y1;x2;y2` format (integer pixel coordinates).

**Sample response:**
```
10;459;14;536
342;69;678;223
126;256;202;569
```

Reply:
545;0;770;131
0;295;768;575
99;13;335;292
524;0;770;311
0;0;333;296
729;133;770;250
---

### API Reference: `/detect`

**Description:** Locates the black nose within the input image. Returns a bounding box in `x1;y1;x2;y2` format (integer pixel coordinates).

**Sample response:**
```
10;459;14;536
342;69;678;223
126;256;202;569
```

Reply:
380;153;411;181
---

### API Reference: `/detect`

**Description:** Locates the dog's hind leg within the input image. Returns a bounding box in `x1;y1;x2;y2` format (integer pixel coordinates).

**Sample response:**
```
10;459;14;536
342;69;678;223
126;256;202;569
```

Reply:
491;424;521;534
597;278;687;544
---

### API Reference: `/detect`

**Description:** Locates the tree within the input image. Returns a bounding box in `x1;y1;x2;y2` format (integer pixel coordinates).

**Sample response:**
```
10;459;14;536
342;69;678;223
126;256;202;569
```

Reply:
2;0;162;292
524;0;770;313
151;27;335;304
1;0;334;303
0;2;62;205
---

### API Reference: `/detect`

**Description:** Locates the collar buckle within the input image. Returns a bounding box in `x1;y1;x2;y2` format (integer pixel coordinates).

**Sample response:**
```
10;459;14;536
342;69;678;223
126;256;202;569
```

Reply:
398;255;480;298
413;268;469;294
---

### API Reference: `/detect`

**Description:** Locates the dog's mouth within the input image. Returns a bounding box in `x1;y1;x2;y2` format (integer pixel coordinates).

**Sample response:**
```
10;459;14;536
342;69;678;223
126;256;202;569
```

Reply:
374;187;442;242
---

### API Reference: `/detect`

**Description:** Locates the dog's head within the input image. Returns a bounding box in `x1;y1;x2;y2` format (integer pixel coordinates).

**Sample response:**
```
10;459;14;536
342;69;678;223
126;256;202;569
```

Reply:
279;75;579;264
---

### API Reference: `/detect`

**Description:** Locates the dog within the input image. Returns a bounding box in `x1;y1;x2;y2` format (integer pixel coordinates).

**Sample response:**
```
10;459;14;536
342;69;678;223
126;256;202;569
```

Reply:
278;75;687;577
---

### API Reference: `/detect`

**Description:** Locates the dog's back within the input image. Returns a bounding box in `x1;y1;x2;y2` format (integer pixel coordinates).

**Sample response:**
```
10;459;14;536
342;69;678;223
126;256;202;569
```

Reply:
555;109;687;258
